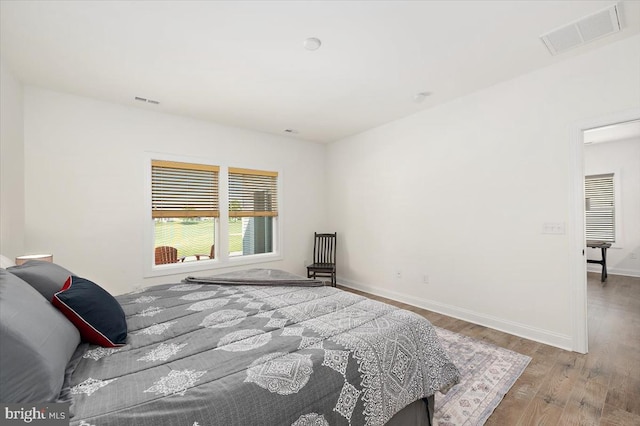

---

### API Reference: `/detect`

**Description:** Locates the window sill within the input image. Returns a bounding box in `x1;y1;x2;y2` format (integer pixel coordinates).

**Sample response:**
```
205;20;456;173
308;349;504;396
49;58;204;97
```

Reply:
144;252;282;278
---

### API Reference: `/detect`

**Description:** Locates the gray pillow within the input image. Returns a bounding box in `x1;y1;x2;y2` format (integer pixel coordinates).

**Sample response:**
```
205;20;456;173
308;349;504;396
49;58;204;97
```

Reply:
0;270;81;402
7;261;74;301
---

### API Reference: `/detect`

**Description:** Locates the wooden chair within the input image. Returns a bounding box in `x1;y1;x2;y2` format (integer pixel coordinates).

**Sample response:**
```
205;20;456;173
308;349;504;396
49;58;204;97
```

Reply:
154;246;178;265
306;232;337;286
194;245;215;261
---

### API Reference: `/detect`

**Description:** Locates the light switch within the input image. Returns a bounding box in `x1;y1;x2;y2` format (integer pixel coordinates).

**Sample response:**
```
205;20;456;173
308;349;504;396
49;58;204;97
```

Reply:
542;222;566;234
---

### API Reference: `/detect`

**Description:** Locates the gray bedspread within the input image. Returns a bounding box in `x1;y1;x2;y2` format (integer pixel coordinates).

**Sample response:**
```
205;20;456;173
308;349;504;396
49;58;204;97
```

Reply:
66;269;459;426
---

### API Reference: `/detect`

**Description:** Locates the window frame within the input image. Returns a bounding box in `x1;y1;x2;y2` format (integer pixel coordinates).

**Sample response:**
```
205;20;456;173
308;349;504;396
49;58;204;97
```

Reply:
227;167;279;258
144;153;283;278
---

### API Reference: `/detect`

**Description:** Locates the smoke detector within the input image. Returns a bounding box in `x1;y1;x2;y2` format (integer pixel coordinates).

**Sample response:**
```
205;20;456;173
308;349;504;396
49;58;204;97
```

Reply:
540;3;621;55
303;37;322;51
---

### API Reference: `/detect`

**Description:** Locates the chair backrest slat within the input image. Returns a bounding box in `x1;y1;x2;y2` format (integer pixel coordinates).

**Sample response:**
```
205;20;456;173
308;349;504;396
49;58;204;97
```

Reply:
155;246;178;265
313;232;336;264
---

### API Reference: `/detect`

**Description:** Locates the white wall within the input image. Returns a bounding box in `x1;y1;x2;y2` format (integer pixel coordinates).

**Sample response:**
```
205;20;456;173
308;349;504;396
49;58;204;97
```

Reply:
23;88;327;295
585;137;640;277
0;56;25;259
326;35;640;350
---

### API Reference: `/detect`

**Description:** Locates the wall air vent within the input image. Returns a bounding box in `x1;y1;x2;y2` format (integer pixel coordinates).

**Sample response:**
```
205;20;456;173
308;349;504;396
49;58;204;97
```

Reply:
540;3;621;55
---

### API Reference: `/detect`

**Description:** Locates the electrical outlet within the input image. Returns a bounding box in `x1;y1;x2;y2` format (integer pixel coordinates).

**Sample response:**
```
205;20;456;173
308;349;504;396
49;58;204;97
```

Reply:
395;270;402;279
423;274;429;284
631;252;638;260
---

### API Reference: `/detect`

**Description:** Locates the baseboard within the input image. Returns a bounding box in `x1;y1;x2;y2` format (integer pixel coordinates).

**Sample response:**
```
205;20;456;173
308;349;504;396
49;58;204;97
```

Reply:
337;276;573;351
586;266;640;278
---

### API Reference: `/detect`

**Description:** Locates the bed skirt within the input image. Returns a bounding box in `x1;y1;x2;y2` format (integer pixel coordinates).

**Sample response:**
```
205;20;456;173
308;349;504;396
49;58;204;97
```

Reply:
386;395;434;426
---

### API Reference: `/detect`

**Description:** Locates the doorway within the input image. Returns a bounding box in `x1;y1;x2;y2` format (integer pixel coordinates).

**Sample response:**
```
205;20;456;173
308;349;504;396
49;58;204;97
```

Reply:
570;109;640;354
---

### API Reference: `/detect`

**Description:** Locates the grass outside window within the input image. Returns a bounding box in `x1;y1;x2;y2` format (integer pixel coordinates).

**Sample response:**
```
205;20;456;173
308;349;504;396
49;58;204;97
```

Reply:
154;218;244;260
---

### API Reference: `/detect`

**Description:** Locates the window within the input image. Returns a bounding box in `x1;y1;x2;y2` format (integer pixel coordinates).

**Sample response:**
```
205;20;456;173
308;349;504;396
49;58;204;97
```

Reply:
228;168;278;257
147;157;281;275
585;173;615;243
152;160;219;264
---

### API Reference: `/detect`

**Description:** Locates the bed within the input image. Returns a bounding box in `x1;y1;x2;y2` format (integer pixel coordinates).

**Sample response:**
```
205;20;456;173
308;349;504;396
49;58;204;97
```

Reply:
1;266;459;426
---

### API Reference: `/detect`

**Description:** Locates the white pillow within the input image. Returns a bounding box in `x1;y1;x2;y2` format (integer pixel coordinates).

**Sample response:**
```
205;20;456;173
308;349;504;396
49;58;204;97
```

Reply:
0;255;16;269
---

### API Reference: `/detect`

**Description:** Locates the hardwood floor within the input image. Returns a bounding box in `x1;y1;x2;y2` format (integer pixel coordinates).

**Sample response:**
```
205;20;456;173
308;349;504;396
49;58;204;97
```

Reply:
342;272;640;425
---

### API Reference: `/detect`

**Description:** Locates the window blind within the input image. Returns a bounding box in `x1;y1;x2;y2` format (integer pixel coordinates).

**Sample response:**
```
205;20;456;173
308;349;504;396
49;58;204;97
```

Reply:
585;173;615;242
151;160;219;218
228;167;278;217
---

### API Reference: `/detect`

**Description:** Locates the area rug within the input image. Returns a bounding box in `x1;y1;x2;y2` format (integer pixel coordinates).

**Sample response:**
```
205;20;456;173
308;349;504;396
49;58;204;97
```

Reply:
434;327;531;426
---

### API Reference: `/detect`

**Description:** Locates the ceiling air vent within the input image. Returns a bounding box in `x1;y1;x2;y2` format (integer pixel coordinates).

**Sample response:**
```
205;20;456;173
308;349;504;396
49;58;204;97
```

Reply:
540;3;621;55
134;96;160;105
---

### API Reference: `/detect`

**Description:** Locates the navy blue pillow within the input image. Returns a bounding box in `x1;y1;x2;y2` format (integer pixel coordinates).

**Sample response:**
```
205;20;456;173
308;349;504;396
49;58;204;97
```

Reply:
52;276;127;347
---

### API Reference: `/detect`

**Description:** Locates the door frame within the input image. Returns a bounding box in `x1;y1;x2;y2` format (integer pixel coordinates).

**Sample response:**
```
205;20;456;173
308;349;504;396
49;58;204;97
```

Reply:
570;108;640;354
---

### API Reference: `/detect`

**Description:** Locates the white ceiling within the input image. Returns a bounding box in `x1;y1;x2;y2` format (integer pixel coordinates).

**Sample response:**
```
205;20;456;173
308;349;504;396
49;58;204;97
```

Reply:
1;1;639;143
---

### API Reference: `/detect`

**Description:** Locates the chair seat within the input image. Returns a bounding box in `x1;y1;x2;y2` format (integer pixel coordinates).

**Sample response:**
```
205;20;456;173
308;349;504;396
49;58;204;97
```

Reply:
307;263;335;271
